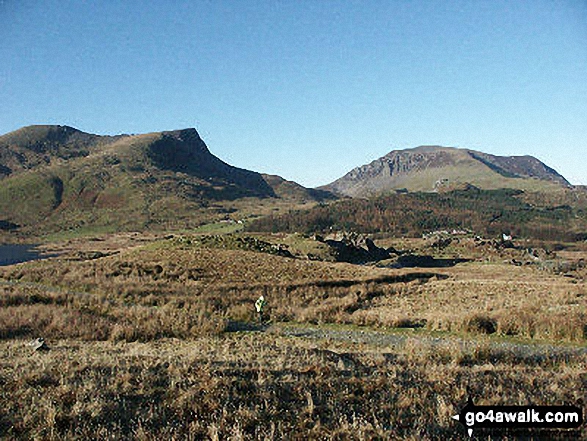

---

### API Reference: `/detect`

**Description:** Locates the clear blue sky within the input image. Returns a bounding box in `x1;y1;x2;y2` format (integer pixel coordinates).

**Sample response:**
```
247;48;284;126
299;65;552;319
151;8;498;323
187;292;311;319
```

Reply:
1;0;586;187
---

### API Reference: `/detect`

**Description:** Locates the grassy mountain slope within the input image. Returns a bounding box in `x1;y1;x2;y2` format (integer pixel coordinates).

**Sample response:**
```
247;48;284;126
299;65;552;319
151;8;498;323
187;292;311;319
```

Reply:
262;174;335;201
322;146;570;196
0;126;331;237
0;125;123;177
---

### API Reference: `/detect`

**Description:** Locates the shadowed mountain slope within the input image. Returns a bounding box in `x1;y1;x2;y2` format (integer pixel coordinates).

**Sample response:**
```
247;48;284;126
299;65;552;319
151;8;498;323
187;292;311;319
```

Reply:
321;146;570;197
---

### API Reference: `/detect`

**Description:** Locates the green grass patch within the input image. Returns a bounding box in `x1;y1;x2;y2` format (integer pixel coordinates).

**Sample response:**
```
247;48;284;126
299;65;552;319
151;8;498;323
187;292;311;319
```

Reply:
191;221;244;234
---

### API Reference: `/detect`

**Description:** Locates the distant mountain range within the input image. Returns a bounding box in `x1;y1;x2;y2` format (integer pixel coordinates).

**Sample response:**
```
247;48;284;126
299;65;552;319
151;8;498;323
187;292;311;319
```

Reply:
321;145;570;197
0;125;573;236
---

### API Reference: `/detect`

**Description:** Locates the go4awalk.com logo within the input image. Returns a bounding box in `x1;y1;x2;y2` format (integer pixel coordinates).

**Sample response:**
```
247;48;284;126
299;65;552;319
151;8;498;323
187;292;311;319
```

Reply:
453;398;583;437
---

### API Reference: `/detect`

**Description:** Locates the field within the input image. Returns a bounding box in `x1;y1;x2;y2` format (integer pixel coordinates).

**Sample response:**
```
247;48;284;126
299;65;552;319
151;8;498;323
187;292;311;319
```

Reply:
1;231;586;439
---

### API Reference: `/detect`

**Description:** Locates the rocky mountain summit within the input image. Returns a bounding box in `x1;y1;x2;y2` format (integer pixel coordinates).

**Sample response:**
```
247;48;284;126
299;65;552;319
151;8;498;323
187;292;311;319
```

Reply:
322;146;570;197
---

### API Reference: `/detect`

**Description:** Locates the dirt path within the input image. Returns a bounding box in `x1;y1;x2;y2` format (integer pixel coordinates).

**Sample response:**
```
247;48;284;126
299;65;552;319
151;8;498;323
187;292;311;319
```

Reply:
272;323;587;362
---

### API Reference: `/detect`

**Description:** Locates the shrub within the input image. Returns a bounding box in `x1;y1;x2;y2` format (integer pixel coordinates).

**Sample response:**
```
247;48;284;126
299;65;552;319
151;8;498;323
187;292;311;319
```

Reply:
465;314;497;335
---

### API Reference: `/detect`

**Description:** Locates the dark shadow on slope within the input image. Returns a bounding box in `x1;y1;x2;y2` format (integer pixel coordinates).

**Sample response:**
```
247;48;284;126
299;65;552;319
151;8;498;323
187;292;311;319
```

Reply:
394;254;471;268
0;220;19;231
225;321;271;332
148;130;276;199
282;272;449;291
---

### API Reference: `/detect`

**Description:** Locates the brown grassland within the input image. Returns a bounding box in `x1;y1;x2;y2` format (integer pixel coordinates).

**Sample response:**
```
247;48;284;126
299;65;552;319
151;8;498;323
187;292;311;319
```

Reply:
1;232;586;439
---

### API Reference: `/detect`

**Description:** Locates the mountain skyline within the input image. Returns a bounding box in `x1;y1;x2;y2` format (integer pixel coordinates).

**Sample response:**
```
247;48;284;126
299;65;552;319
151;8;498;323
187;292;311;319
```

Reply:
322;144;571;197
1;124;575;191
1;1;586;187
1;124;577;189
0;124;335;236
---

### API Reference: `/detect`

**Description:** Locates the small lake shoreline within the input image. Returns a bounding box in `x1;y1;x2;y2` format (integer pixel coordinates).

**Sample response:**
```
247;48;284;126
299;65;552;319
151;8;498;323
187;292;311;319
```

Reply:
0;244;46;266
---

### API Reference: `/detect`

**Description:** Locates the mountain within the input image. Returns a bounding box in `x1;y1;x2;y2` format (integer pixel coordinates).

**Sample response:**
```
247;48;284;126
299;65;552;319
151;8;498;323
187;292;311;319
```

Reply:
0;125;120;177
0;125;331;236
261;174;334;201
321;146;570;197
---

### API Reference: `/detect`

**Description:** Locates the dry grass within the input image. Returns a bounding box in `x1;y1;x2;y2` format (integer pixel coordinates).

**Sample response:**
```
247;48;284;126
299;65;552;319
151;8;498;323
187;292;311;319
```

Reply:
355;261;587;341
1;233;586;439
1;332;585;440
0;238;435;342
1;235;586;343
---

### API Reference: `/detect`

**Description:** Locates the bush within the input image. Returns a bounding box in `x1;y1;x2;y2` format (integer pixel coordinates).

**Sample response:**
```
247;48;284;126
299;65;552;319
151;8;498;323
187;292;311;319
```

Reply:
465;314;497;335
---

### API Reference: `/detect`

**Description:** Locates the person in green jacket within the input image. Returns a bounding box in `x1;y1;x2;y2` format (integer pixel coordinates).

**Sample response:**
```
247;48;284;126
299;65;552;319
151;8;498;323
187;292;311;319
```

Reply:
255;295;267;323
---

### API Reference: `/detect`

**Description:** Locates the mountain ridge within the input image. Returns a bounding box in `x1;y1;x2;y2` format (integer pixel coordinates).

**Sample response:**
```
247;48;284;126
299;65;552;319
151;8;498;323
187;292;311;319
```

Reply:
0;125;332;236
321;145;570;197
0;125;282;198
0;125;574;237
0;125;125;177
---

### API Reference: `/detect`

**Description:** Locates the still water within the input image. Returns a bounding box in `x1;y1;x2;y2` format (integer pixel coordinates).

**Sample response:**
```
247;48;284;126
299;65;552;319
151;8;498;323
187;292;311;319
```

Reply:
0;244;44;266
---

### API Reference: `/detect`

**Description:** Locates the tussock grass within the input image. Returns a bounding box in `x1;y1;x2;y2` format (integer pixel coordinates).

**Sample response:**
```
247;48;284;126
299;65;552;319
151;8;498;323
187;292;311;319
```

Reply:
0;285;225;342
1;334;585;440
0;241;434;341
1;234;586;438
1;237;587;343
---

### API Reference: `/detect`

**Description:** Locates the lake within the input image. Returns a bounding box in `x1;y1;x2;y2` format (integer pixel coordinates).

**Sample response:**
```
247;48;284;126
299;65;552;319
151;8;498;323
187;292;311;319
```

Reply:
0;244;45;266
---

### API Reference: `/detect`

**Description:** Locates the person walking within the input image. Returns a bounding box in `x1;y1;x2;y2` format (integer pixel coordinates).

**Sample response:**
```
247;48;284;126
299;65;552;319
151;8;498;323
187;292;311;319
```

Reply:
255;295;267;323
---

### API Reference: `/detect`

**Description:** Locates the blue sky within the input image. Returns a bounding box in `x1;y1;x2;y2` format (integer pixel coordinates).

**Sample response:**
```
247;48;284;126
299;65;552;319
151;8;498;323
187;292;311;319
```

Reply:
1;0;586;187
